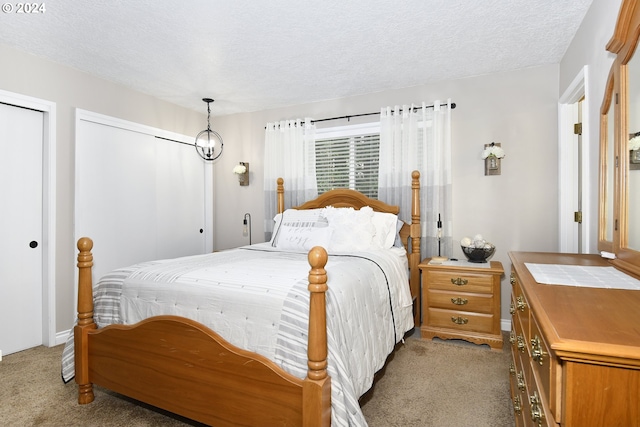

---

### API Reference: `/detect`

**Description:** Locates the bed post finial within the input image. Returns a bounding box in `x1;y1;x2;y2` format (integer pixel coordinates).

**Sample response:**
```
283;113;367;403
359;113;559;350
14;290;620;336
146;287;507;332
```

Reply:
75;237;96;404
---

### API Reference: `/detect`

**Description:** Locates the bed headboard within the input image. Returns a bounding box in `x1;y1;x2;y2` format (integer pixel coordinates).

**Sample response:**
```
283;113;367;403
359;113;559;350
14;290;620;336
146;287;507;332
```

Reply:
276;170;422;326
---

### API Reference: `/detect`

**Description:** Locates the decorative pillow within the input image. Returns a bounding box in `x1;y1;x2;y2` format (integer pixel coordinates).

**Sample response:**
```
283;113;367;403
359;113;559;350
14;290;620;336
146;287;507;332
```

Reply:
275;225;333;251
271;208;328;247
322;206;376;252
371;211;399;249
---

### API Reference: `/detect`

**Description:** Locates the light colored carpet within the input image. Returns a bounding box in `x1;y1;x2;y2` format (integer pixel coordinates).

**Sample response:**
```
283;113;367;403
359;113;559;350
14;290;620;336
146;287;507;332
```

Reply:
0;332;515;426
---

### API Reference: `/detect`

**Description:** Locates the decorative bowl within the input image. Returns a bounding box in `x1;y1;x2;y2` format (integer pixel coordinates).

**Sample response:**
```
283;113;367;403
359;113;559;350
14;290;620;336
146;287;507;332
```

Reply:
461;244;495;263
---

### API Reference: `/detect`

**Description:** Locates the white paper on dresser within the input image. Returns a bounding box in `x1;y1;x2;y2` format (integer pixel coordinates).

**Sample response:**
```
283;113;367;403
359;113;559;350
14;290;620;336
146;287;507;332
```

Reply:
524;263;640;290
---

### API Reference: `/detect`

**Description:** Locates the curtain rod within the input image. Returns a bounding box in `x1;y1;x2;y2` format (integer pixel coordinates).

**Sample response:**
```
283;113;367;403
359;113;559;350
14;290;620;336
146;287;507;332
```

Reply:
310;101;456;124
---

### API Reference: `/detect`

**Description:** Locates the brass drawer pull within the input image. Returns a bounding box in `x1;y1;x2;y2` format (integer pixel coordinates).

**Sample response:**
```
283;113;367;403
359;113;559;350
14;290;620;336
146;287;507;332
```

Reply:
529;391;545;426
509;302;515;315
510;273;516;286
517;371;526;392
513;395;522;415
451;277;468;286
451;297;468;305
451;316;468;325
531;335;548;366
516;295;527;311
509;330;516;345
517;335;526;353
509;361;516;375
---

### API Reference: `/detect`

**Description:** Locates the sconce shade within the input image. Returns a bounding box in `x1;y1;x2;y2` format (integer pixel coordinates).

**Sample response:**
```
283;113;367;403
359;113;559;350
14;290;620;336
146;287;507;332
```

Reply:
195;98;223;161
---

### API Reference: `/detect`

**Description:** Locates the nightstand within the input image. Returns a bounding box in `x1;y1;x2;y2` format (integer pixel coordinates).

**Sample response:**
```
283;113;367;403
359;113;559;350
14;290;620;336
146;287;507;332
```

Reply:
419;258;503;350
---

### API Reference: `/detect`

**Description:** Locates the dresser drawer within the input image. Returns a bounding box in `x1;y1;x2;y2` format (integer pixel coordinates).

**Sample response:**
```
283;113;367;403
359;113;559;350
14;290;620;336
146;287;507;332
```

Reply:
524;374;557;427
509;356;526;427
426;289;494;314
425;270;494;294
529;313;561;424
426;307;494;334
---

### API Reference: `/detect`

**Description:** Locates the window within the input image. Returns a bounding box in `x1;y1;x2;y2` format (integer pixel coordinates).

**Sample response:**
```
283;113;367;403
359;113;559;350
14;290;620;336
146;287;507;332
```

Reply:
314;123;380;198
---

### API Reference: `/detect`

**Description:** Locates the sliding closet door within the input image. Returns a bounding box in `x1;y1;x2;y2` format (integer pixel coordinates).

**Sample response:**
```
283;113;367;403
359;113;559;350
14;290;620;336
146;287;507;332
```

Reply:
154;136;206;260
75;110;209;282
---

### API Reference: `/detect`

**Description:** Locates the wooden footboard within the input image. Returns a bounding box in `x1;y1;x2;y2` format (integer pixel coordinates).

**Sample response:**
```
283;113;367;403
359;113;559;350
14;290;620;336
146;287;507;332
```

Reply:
74;238;331;427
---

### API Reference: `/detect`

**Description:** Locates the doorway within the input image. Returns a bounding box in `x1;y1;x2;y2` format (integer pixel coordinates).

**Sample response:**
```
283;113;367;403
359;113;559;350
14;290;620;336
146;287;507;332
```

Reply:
559;66;591;254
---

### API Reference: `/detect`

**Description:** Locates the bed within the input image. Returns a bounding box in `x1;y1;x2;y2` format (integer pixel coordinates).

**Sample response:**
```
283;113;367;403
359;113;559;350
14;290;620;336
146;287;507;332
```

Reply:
64;170;422;427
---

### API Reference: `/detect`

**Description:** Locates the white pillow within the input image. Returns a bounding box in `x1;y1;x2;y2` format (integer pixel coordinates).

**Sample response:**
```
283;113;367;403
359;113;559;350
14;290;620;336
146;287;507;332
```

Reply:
323;206;376;252
275;225;333;251
271;208;328;247
371;211;399;249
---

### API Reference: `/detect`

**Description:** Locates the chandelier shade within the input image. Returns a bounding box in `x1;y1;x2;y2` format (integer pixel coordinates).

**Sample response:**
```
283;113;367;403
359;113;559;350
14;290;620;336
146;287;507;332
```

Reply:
195;97;223;161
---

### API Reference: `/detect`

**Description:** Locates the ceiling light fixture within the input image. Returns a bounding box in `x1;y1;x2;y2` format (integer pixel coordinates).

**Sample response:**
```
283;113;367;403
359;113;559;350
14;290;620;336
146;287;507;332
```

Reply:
195;97;223;161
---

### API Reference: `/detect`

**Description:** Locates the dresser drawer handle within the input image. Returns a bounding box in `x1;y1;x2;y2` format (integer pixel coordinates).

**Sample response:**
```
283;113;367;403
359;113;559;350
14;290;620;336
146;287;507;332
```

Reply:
531;335;548;366
512;395;522;415
516;295;527;311
451;316;468;325
517;335;526;353
517;371;526;392
450;277;468;286
529;391;545;425
451;297;468;305
510;273;516;286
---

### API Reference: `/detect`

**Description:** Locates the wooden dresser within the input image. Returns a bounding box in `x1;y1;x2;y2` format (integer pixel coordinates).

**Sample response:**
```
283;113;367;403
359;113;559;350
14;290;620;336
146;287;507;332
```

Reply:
509;252;640;427
419;258;503;350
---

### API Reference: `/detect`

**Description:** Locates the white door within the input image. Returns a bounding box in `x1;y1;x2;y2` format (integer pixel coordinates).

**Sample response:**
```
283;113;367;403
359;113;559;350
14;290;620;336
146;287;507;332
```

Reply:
0;103;43;355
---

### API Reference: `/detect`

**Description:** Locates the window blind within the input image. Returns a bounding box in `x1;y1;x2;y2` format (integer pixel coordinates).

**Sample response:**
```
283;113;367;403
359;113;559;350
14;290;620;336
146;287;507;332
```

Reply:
315;133;380;198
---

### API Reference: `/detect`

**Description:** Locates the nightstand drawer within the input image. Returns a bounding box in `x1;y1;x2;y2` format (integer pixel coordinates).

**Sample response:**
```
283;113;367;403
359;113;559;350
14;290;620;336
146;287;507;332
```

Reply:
426;307;494;334
426;289;494;314
426;270;493;294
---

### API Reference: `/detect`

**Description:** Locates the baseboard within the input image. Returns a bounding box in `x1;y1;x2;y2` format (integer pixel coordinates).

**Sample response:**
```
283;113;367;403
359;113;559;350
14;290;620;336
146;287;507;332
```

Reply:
55;329;71;346
501;318;511;332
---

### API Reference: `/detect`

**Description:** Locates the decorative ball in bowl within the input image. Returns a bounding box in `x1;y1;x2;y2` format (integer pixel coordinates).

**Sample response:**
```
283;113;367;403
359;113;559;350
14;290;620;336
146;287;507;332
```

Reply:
461;243;495;263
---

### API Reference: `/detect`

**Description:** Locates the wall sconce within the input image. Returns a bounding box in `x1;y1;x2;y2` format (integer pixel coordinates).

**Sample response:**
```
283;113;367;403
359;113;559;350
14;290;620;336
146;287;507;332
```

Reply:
194;98;223;161
233;162;249;186
482;142;504;176
243;213;252;245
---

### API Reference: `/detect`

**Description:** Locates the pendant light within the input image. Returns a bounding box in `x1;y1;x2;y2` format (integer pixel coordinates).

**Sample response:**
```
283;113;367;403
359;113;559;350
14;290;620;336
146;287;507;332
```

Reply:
195;97;223;161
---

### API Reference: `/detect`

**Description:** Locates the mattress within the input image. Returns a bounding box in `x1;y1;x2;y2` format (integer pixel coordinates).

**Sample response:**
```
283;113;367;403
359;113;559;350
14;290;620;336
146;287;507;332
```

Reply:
61;243;414;426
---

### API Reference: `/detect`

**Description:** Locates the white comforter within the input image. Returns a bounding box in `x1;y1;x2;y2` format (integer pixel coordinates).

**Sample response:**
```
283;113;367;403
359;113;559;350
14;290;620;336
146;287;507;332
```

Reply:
62;243;414;426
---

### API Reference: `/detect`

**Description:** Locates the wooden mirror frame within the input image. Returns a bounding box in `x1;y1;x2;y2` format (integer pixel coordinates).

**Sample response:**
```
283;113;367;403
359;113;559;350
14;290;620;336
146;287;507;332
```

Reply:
600;0;640;276
598;67;616;254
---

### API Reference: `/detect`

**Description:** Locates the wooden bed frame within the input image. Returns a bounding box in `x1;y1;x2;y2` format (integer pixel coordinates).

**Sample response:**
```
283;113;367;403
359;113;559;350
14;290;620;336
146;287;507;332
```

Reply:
74;170;421;427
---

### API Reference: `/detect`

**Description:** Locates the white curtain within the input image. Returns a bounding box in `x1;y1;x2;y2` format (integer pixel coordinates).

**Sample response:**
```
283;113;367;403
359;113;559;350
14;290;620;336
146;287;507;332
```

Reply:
264;118;317;240
378;100;453;258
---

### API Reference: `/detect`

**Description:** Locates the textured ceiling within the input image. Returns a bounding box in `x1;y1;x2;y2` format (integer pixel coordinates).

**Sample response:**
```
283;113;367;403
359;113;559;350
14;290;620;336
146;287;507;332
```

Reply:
0;0;593;116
